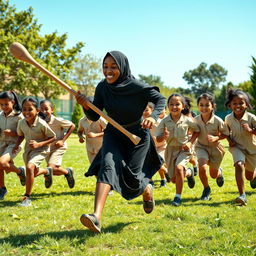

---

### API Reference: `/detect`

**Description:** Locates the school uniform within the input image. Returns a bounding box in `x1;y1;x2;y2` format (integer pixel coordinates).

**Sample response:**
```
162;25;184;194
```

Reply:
195;113;229;169
17;116;55;168
225;111;256;172
45;115;74;166
0;110;23;159
78;116;107;163
156;114;200;178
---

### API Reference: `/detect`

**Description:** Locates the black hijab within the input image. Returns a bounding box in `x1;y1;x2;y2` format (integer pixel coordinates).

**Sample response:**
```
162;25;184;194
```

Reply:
102;51;159;95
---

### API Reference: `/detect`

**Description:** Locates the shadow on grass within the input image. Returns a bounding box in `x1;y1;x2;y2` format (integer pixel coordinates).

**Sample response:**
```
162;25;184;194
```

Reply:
0;190;94;208
0;222;136;247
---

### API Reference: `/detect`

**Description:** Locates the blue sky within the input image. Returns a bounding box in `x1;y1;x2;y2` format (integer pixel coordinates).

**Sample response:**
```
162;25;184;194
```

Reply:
13;0;256;88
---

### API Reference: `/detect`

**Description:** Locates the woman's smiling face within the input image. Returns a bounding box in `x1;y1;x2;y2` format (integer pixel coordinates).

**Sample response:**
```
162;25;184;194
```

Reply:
103;55;120;84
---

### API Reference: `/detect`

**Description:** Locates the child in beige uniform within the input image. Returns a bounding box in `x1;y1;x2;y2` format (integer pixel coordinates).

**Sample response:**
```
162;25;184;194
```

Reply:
225;89;256;206
13;97;56;206
143;103;169;187
78;114;107;164
156;94;199;206
195;93;229;201
40;100;75;188
0;91;26;200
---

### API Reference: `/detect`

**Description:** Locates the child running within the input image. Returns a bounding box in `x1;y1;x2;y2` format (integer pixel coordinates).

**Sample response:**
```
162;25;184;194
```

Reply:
0;91;26;200
143;102;169;187
40;100;75;188
156;93;200;206
195;93;229;200
225;89;256;205
77;97;107;164
13;97;56;206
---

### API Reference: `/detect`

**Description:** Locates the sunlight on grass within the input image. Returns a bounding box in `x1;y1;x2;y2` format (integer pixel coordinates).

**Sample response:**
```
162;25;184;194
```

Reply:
0;136;255;255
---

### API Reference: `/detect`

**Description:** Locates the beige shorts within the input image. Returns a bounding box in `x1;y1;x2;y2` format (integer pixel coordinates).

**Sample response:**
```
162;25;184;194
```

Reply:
157;147;165;160
196;144;225;170
23;149;49;168
87;151;97;164
0;141;21;159
46;147;66;166
229;147;256;172
165;146;191;179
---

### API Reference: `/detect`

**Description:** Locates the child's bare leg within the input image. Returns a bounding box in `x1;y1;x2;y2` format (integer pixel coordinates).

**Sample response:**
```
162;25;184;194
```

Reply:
158;166;166;180
245;170;256;181
209;168;220;179
49;164;68;176
199;158;209;188
93;182;111;221
25;163;36;195
235;161;245;195
175;165;185;194
0;155;20;174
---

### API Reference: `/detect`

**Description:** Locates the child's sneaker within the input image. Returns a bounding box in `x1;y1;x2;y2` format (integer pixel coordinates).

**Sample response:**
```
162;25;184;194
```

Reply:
65;168;75;188
201;186;211;200
44;167;53;188
0;187;7;200
171;196;182;206
20;196;32;207
149;180;155;188
216;168;224;187
234;194;247;206
160;179;167;187
250;177;256;189
187;167;195;188
17;167;26;186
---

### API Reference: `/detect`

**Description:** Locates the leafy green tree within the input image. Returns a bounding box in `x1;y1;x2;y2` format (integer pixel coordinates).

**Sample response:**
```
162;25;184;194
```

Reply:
248;56;256;106
183;62;228;97
138;74;175;98
0;0;84;99
70;54;102;96
71;103;84;133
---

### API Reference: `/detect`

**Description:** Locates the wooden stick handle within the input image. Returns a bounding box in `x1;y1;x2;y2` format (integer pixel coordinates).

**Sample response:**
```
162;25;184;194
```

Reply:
9;42;141;145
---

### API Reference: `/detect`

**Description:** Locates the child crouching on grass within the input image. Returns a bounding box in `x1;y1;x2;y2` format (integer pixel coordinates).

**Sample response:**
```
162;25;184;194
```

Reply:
13;97;56;207
156;93;200;206
225;89;256;206
40;100;75;188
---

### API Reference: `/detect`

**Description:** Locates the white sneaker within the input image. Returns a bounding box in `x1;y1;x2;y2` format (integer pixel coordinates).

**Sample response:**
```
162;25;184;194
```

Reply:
20;196;32;207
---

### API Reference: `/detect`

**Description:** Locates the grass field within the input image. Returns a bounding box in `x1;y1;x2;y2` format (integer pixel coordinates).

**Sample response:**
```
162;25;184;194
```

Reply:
0;135;256;256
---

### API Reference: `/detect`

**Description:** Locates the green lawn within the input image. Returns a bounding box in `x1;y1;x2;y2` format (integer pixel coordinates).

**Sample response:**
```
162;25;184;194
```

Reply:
0;135;255;256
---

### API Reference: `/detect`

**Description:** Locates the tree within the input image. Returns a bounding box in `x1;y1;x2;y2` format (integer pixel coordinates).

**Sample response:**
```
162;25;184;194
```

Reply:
0;0;84;99
183;62;228;97
71;103;84;133
249;56;256;107
70;54;102;96
138;74;175;98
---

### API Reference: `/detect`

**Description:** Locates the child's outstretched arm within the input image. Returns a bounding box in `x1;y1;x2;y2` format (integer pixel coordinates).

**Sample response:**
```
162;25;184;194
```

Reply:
55;123;75;148
12;135;24;154
29;136;56;149
182;131;199;151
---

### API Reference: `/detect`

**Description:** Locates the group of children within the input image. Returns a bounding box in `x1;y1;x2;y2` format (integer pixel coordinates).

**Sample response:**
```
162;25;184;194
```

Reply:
0;88;256;207
144;89;256;207
0;92;76;206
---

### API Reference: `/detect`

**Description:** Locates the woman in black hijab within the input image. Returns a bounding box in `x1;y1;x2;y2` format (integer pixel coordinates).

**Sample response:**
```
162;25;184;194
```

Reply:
76;51;166;233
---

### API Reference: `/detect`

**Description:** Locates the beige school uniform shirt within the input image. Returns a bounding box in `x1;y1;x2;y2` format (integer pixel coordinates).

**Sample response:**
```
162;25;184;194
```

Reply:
156;114;199;178
78;116;107;154
48;115;74;150
17;116;56;165
225;111;256;154
0;110;23;143
0;110;23;158
195;114;229;148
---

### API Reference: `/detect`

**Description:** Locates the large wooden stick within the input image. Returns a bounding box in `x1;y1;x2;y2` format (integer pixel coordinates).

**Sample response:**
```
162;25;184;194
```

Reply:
9;42;141;145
